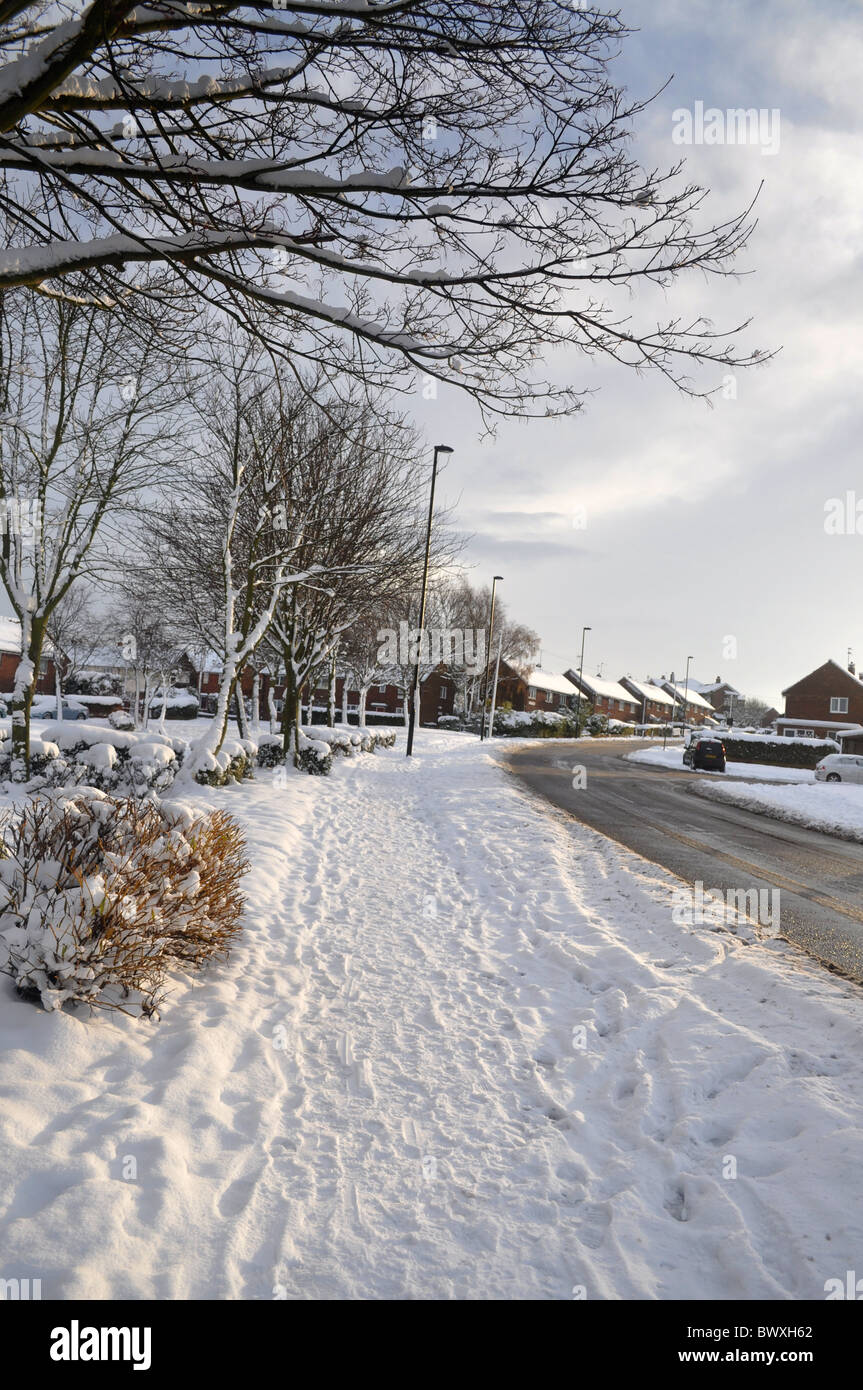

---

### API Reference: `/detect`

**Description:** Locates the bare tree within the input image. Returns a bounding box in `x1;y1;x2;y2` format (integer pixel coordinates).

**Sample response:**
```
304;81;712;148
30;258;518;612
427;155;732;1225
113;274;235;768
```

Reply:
0;289;178;768
43;580;109;710
0;3;767;418
260;396;434;760
441;576;539;714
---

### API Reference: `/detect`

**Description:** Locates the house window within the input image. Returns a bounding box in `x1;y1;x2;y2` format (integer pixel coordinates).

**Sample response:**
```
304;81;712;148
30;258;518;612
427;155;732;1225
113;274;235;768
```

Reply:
830;697;849;713
528;686;536;698
440;686;447;699
378;685;387;694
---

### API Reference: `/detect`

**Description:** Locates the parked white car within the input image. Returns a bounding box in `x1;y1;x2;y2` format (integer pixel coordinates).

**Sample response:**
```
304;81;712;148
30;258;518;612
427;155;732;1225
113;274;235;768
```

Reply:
814;753;863;783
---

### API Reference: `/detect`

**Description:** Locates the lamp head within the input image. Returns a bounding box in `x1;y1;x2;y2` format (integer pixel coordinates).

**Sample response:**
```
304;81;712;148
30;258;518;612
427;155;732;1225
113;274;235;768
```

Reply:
435;444;454;455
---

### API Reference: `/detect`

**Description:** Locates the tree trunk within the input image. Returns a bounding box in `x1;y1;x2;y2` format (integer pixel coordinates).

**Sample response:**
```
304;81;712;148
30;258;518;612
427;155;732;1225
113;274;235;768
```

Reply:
54;660;63;721
359;684;369;727
234;680;249;740
341;677;349;726
327;649;337;728
11;615;45;776
267;686;278;736
251;670;260;731
279;657;302;767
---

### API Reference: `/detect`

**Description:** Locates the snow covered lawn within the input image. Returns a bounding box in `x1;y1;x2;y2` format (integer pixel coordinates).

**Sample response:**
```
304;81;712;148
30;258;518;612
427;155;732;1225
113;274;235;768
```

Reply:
628;743;815;783
693;779;863;843
1;730;862;1299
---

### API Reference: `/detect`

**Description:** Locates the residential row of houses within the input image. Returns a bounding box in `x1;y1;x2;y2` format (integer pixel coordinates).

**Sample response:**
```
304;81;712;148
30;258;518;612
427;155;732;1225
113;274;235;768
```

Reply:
4;606;863;744
494;662;722;726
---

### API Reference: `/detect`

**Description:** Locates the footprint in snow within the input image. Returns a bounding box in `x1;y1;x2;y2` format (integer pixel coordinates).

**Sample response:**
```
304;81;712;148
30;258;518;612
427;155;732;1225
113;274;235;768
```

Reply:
574;1201;612;1250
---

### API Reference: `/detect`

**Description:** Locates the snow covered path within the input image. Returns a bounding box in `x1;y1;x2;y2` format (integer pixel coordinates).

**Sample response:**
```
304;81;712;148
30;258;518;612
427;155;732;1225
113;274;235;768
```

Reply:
1;731;863;1300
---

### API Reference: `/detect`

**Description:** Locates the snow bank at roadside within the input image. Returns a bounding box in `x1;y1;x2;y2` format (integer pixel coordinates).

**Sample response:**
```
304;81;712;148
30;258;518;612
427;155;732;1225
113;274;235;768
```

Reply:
693;778;863;842
628;744;814;783
1;731;862;1299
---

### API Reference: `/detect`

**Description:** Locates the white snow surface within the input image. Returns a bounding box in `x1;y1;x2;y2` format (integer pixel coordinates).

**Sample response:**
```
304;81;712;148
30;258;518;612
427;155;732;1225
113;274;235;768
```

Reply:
694;779;863;843
628;745;816;783
0;730;861;1299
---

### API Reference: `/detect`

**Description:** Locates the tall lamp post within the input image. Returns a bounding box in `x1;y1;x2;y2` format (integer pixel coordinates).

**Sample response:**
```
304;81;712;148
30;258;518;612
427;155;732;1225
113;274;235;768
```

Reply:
479;574;503;740
406;443;453;757
573;625;591;735
682;655;693;743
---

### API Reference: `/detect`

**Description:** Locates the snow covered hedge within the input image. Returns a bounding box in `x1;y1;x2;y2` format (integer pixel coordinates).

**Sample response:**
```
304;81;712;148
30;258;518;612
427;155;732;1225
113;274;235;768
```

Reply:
256;725;395;775
0;789;249;1017
0;723;183;795
718;733;839;769
493;711;578;738
0;718;397;792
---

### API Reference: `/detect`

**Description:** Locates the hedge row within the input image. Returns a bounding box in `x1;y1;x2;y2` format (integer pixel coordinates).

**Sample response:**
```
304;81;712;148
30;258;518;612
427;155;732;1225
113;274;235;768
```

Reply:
721;736;838;769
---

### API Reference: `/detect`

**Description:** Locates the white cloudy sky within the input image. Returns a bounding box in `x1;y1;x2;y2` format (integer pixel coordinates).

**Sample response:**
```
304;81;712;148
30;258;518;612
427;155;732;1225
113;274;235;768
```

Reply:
412;0;863;709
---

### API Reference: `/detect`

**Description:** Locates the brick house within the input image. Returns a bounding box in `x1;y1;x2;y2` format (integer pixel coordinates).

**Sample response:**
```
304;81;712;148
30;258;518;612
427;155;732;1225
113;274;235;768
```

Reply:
776;658;863;739
564;670;639;721
0;616;55;695
695;678;742;716
494;662;576;714
658;679;715;726
619;677;677;725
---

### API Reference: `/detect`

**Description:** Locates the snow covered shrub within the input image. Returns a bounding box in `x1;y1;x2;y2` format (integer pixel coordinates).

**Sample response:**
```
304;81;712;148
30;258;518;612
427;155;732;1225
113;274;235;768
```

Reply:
256;734;284;768
492;711;576;739
0;736;62;781
585;713;609;736
254;731;332;775
0;789;249;1016
721;733;838;769
108;708;135;731
192;737;255;786
370;728;397;750
296;736;332;776
0;725;182;796
310;727;354;757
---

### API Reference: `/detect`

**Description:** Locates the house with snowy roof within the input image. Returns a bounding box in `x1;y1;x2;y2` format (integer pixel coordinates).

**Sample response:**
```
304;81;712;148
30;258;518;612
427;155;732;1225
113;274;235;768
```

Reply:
564;669;639;721
493;662;577;715
655;679;716;725
618;677;677;724
776;658;863;739
692;677;742;715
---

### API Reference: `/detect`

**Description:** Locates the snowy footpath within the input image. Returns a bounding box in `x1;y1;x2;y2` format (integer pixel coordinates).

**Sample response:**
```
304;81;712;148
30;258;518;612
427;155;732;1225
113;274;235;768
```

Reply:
1;731;862;1300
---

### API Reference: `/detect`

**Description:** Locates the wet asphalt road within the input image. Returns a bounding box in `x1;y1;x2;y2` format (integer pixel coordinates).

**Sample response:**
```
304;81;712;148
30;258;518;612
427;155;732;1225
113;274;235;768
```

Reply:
502;739;863;983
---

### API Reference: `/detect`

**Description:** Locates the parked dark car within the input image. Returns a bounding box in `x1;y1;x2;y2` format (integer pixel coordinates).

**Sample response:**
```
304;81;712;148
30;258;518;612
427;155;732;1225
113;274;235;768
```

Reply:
683;736;726;772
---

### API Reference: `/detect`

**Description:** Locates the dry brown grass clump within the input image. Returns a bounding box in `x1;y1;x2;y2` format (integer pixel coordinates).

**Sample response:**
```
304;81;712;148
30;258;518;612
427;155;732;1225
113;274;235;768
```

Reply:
0;788;249;1016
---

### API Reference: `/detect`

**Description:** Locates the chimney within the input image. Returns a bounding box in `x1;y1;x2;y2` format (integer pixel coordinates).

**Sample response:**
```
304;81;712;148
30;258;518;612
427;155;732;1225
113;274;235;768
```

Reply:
851;660;857;676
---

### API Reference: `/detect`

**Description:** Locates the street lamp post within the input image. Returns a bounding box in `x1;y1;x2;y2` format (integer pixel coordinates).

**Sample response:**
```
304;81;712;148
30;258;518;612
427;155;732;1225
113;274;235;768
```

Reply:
663;670;675;749
406;443;453;758
682;654;693;744
573;625;591;735
479;574;503;740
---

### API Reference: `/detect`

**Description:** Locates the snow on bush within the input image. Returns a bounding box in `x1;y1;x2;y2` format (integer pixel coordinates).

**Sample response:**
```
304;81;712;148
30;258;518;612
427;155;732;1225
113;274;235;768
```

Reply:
108;709;135;731
0;722;182;794
255;725;393;774
493;710;577;738
0;789;249;1017
719;733;839;769
191;736;256;786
